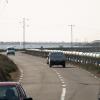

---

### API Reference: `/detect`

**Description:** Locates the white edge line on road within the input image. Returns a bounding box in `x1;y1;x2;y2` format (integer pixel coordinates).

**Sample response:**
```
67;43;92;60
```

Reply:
58;74;62;77
57;72;60;75
60;78;64;82
61;81;65;84
61;88;66;100
59;76;63;79
94;76;97;79
18;68;24;82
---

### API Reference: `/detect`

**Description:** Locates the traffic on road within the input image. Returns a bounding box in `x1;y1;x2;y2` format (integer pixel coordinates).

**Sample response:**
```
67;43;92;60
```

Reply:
5;52;100;100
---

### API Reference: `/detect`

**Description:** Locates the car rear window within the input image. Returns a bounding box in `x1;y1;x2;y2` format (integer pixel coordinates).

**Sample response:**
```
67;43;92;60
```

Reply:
50;53;64;57
7;48;15;50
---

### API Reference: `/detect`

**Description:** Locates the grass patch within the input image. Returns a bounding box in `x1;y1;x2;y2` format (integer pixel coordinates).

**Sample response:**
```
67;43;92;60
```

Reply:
0;54;18;81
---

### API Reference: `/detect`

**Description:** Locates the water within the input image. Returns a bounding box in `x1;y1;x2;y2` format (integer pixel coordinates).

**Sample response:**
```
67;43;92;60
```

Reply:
0;42;71;49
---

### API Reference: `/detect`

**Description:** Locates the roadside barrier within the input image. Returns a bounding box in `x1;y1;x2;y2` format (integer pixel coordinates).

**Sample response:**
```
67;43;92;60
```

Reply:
25;49;100;66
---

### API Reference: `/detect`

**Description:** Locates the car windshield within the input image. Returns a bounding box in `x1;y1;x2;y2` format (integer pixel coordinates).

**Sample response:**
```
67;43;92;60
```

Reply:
0;86;19;100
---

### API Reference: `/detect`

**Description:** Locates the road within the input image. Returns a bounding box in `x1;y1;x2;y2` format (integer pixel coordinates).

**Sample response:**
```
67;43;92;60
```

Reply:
9;52;100;100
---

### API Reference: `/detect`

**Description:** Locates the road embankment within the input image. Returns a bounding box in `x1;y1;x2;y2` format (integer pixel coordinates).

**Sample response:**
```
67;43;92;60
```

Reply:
0;54;18;81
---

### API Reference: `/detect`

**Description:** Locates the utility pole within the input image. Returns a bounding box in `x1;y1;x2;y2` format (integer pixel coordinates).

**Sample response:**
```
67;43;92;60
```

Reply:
68;25;75;48
20;18;29;49
23;18;26;49
6;0;8;3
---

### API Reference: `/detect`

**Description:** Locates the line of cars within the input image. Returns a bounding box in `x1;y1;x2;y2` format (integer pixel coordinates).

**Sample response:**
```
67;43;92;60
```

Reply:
47;52;66;68
4;47;33;100
4;48;66;100
6;47;67;68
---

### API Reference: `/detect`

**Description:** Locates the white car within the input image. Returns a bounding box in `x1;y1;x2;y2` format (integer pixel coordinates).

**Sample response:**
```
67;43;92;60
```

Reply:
6;47;15;55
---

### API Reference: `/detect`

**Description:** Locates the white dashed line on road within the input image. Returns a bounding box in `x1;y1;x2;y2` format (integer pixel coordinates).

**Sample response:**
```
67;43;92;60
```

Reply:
61;88;66;100
52;69;67;100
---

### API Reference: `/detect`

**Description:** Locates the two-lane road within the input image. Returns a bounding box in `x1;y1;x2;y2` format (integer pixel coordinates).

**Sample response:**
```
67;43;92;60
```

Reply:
9;52;100;100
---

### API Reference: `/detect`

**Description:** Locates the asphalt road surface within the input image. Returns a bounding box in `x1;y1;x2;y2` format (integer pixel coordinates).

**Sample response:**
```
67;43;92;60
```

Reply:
8;52;100;100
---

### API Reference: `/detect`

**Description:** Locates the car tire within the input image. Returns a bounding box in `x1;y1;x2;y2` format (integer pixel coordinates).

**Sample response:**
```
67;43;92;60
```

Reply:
49;62;52;67
47;61;49;64
62;63;65;68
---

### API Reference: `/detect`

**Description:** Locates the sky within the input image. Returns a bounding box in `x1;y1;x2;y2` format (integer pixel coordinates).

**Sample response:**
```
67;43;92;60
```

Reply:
0;0;100;42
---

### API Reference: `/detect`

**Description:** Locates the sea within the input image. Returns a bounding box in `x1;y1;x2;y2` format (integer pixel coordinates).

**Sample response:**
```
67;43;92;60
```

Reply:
0;42;71;49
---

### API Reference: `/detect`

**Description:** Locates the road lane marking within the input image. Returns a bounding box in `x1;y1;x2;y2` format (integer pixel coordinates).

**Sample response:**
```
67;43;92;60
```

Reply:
57;72;60;75
52;69;67;100
61;88;66;100
61;81;65;84
18;68;24;82
60;78;64;82
62;84;66;87
58;74;62;77
59;76;63;79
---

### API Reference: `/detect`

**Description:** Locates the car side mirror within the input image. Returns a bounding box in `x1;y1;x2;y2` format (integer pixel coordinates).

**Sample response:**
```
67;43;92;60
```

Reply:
24;97;33;100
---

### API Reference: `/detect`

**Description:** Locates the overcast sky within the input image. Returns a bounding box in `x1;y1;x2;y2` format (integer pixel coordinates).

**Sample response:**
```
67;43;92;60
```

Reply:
0;0;100;42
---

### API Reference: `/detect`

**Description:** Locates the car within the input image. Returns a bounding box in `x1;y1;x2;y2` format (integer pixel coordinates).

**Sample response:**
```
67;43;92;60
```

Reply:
47;52;66;68
6;47;15;55
0;82;33;100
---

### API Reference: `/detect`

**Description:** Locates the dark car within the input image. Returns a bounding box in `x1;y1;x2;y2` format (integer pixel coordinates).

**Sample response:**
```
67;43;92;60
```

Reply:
47;52;66;68
0;82;33;100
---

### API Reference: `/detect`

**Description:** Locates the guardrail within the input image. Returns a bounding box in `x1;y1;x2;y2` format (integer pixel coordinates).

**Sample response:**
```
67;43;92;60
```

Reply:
25;49;100;66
